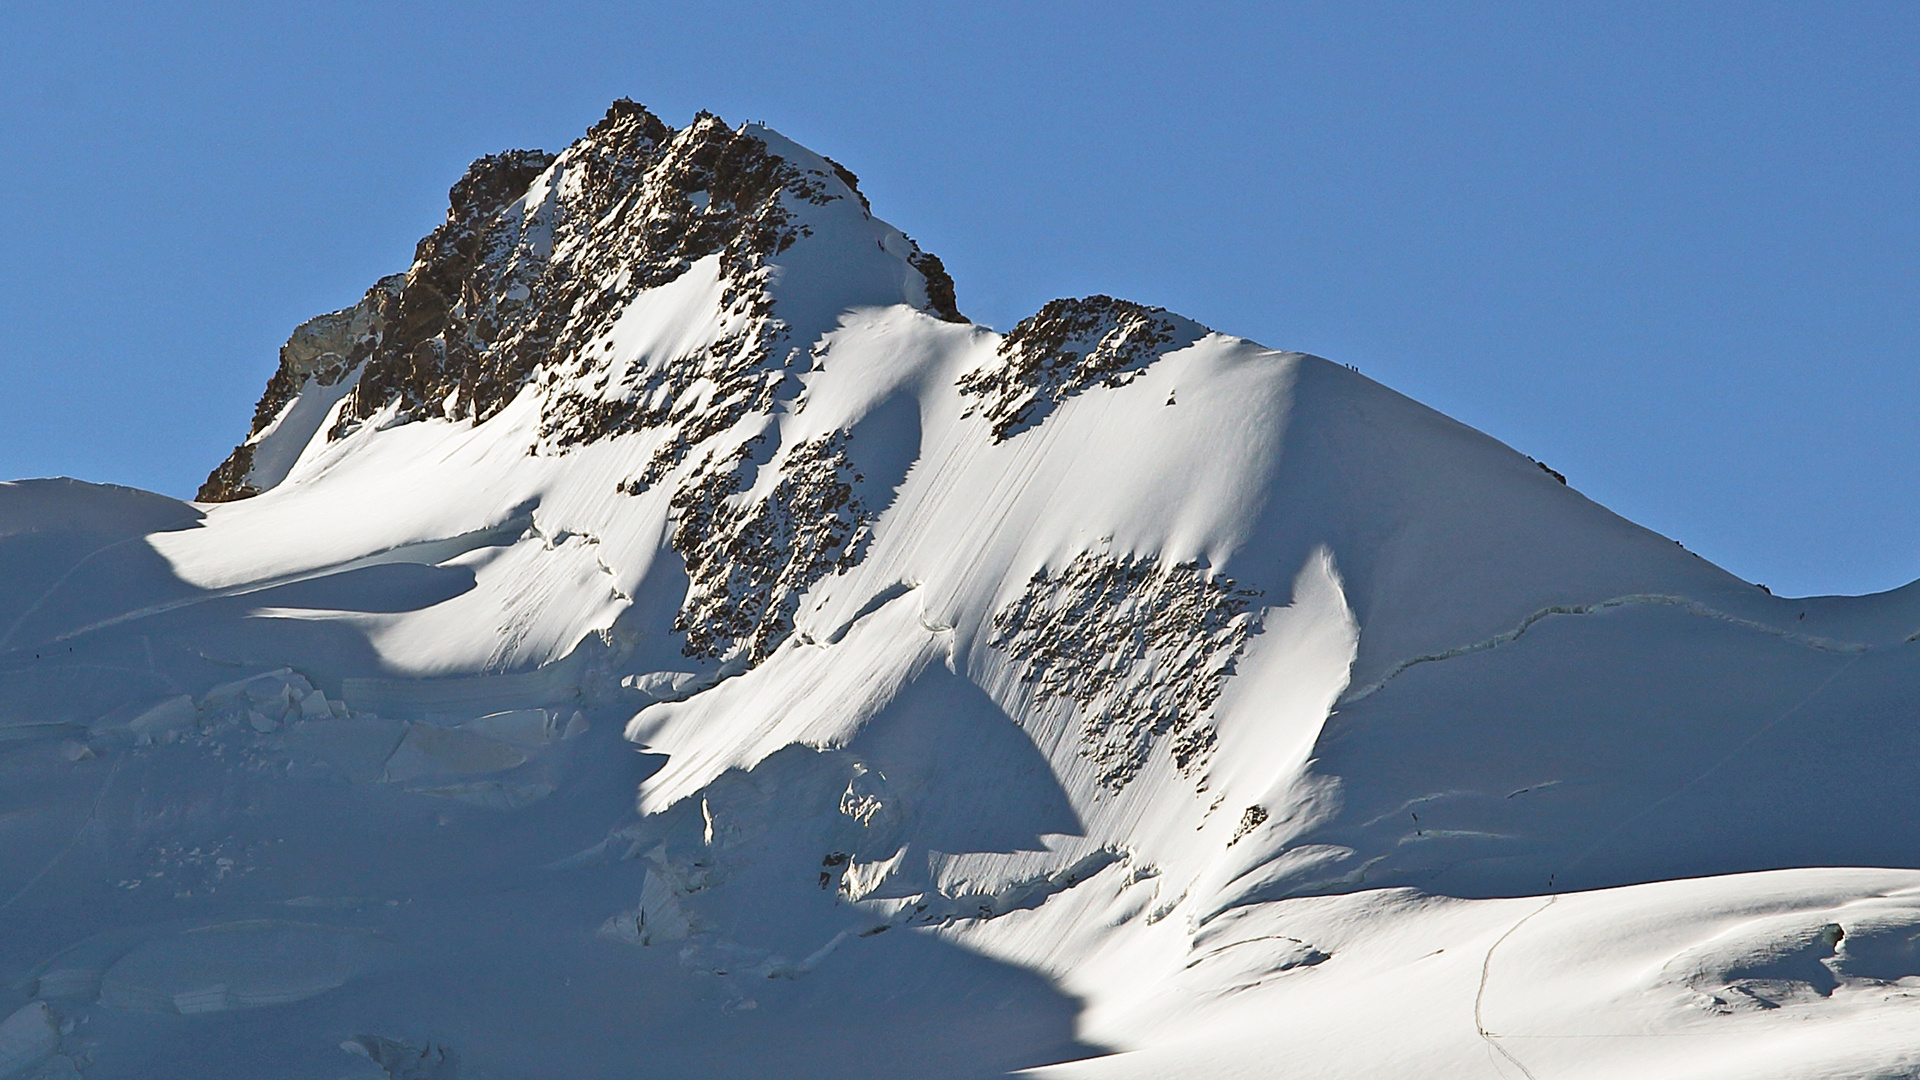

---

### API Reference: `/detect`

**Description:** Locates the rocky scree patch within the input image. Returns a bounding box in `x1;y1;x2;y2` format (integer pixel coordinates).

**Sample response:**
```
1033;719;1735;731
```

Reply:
988;550;1262;790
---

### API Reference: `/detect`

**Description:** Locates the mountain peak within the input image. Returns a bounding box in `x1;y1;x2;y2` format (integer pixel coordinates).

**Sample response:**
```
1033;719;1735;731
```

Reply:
200;101;960;501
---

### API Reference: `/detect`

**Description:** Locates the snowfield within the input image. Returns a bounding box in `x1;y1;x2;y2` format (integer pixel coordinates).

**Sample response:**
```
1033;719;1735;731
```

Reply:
2;103;1916;1079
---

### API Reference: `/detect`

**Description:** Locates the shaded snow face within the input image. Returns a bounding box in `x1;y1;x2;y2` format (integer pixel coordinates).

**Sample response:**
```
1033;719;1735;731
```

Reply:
9;101;1920;1080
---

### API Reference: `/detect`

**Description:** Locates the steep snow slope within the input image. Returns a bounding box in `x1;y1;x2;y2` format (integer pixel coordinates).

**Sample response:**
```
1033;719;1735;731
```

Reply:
2;103;1918;1079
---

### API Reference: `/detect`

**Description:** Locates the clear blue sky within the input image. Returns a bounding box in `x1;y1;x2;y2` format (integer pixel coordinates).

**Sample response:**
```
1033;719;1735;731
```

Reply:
1;2;1913;597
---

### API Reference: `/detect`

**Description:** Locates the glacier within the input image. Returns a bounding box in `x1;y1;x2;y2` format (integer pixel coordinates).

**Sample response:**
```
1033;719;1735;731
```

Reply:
1;101;1917;1079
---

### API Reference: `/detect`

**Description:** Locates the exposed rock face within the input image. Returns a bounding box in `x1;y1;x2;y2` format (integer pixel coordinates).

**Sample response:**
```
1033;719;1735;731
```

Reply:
668;431;875;664
987;550;1263;789
199;100;960;502
340;147;559;431
906;249;965;324
196;442;257;503
957;295;1204;441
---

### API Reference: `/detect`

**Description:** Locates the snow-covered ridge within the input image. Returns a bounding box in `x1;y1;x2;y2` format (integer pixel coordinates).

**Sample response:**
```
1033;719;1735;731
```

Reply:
956;296;1205;441
4;101;1920;1078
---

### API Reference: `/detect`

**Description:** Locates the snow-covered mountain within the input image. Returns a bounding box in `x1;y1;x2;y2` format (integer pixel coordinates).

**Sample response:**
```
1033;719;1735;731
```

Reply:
4;101;1918;1079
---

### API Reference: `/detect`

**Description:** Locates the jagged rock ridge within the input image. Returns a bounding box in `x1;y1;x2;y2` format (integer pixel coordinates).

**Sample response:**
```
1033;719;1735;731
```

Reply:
200;100;963;502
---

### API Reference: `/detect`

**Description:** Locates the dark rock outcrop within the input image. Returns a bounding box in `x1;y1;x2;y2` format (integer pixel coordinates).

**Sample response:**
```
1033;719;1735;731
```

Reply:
669;431;875;663
908;249;966;323
956;295;1202;442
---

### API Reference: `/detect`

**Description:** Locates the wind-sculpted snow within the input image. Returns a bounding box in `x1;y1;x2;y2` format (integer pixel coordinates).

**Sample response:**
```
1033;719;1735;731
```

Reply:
12;102;1920;1079
988;550;1261;789
957;296;1204;441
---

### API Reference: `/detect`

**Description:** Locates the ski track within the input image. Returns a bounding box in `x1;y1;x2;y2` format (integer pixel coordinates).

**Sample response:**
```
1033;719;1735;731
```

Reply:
1343;592;1870;705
